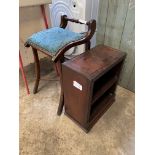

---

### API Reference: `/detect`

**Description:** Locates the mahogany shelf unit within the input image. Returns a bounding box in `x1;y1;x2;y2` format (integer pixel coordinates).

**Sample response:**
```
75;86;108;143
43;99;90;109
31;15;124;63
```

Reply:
62;45;126;132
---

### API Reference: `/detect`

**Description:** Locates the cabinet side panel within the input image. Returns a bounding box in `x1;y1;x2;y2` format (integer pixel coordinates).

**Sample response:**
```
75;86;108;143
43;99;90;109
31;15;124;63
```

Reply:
62;65;90;125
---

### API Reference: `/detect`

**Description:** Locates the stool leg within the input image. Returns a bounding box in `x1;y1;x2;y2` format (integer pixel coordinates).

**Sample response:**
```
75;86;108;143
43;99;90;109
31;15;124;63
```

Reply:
57;87;64;115
85;41;91;51
53;63;59;76
55;60;64;115
32;48;40;94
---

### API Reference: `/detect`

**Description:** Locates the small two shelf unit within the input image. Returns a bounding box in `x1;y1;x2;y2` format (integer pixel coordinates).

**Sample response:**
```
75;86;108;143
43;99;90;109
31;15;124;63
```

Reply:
62;45;126;132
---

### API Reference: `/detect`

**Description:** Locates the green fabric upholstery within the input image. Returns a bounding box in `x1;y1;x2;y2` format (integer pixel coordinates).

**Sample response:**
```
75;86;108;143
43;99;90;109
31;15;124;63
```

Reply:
25;27;85;53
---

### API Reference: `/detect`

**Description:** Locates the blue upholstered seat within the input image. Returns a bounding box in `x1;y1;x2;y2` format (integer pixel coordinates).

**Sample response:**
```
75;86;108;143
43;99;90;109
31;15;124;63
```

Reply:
26;27;85;54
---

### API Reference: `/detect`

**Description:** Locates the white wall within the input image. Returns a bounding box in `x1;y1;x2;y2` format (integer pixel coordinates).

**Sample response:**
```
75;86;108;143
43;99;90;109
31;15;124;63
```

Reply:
19;5;51;66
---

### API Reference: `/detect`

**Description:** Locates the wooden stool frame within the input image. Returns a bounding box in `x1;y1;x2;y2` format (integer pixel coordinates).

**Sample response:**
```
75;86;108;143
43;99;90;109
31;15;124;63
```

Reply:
25;15;96;115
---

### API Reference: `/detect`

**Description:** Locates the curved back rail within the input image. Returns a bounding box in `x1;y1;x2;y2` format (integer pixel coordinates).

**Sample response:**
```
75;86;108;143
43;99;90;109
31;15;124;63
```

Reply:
52;15;96;62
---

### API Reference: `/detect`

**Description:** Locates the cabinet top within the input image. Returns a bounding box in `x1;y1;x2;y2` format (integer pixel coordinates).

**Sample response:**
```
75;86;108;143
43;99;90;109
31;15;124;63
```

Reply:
63;45;126;80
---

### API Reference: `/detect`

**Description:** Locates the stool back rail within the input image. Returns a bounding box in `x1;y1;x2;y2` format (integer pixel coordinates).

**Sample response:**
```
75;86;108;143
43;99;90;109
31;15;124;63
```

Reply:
24;15;96;115
53;15;96;62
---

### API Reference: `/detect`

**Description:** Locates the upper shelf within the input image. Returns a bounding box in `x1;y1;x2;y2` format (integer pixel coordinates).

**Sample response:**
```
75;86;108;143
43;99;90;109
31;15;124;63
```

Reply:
19;0;51;7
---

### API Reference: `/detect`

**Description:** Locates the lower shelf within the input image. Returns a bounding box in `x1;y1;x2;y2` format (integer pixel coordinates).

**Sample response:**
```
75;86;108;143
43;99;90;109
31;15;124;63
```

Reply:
65;92;115;133
88;93;115;131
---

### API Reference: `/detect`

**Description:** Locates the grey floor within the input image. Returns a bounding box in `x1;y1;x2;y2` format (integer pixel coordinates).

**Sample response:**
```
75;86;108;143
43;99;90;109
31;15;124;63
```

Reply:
19;58;135;155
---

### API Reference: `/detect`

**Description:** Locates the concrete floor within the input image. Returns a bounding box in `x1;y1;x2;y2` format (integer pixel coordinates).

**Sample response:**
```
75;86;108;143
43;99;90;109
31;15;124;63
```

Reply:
19;58;135;155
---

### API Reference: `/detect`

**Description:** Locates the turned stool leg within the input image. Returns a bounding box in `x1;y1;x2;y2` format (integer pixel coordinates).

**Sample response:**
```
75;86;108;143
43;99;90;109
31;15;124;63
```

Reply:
55;60;64;115
32;48;40;94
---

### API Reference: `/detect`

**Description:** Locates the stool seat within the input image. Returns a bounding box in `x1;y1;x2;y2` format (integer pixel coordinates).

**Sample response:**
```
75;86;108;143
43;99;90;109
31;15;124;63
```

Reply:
25;27;85;54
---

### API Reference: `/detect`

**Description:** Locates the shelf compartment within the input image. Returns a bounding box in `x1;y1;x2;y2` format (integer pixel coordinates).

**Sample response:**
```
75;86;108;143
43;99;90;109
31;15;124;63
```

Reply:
92;63;120;96
89;89;115;123
92;75;117;104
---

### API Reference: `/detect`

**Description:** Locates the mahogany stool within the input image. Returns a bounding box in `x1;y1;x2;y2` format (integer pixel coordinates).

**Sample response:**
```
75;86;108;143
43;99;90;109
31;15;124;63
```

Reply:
24;15;96;115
